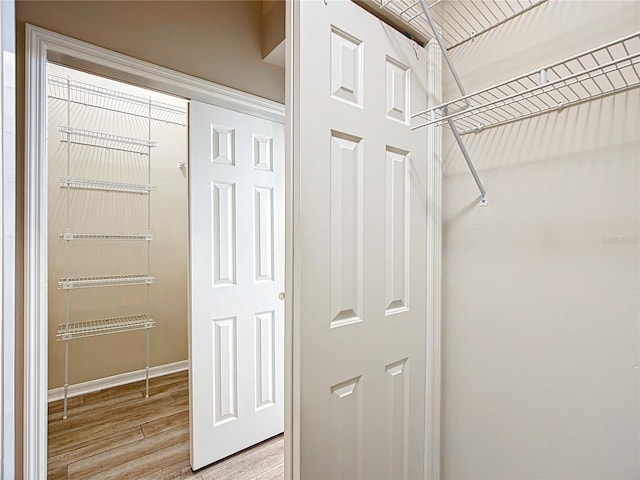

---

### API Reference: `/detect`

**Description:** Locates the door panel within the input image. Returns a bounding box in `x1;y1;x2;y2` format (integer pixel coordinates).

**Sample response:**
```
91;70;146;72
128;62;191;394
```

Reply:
189;102;284;470
293;1;428;478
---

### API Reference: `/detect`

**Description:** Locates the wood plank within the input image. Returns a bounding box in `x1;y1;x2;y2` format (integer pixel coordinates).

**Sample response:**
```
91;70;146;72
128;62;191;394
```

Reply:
49;401;188;455
47;465;68;480
255;463;285;480
136;458;194;480
80;371;186;405
48;392;175;438
201;440;284;480
141;409;189;437
81;436;190;480
48;390;144;422
48;396;85;414
48;425;144;458
48;427;144;471
67;424;189;479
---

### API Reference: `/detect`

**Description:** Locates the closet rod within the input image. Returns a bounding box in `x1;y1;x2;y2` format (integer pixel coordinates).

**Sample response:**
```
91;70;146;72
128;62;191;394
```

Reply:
418;0;488;206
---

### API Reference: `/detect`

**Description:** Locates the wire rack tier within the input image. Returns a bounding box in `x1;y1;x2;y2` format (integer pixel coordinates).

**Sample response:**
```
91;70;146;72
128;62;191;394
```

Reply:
59;176;155;194
378;0;547;49
49;75;187;126
59;126;156;154
59;233;154;241
413;32;640;134
59;274;155;290
56;314;156;341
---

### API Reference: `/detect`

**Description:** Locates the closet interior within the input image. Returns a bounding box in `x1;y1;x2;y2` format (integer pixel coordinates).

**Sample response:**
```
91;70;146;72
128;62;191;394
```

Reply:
47;64;189;419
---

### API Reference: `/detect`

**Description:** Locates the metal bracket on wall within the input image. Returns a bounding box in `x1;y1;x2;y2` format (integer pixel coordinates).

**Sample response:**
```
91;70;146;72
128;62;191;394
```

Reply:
417;0;488;207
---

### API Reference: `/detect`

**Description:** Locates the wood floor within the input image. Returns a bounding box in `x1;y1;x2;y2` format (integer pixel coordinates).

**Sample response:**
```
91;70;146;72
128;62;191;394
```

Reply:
48;371;284;480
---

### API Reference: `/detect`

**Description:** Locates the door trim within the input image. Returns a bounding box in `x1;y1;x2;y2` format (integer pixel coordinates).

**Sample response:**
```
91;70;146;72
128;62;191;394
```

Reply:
24;24;285;480
1;1;16;478
285;3;443;478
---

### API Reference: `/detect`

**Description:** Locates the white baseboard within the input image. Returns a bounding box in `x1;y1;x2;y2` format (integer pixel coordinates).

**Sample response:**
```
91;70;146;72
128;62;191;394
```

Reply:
47;360;189;403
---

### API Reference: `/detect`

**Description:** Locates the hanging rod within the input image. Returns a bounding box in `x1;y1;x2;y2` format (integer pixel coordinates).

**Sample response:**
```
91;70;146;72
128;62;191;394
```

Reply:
56;314;155;341
414;32;640;134
48;75;187;126
59;176;155;194
59;126;156;154
379;0;548;49
59;233;154;241
58;274;155;290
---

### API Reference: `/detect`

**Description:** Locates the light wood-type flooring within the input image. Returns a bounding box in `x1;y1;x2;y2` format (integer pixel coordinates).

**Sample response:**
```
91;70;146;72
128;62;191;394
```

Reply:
48;371;284;480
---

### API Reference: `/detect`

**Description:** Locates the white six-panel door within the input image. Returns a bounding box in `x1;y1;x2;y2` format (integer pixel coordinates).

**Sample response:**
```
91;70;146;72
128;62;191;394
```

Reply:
189;102;284;470
292;1;429;478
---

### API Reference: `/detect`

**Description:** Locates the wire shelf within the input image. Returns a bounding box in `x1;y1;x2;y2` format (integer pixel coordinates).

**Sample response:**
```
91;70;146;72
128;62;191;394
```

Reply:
56;314;156;341
59;176;155;194
59;233;153;241
59;274;155;290
59;126;156;154
413;32;640;134
378;0;547;49
48;75;187;126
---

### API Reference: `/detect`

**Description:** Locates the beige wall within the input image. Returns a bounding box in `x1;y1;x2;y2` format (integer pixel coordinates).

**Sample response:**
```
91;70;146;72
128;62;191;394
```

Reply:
47;65;188;388
15;1;284;474
442;1;640;477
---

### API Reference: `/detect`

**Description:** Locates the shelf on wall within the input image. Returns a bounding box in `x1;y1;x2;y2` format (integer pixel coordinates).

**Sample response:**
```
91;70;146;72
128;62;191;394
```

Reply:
59;233;154;241
59;176;155;194
56;314;156;341
59;126;156;154
58;274;155;290
412;32;640;134
49;75;188;126
378;0;548;49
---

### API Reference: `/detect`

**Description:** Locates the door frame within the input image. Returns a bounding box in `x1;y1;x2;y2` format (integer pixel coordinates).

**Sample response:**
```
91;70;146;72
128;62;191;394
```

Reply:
285;1;443;478
1;1;16;478
23;24;285;480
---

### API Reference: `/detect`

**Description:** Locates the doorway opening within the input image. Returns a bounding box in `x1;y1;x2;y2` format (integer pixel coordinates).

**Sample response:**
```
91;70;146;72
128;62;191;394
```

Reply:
45;63;285;478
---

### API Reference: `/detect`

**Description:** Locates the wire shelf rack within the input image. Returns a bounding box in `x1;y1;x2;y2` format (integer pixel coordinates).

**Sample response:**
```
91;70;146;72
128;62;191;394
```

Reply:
59;233;154;241
49;75;187;126
59;176;155;194
59;126;156;154
59;274;155;290
378;0;548;49
413;32;640;134
56;314;156;341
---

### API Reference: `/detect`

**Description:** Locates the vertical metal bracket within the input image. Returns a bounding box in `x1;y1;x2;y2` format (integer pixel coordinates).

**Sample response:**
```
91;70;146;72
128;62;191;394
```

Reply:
418;0;488;206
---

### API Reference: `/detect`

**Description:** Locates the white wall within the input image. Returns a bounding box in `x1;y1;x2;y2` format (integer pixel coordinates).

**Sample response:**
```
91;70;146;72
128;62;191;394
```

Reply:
442;1;639;478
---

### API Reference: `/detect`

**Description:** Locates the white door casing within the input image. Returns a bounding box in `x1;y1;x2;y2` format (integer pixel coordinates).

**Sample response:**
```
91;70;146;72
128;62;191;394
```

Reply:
291;1;429;478
189;102;285;470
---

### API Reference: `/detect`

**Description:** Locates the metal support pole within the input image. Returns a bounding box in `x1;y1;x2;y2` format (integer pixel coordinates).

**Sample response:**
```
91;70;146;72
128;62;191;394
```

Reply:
418;0;468;103
63;340;69;419
447;116;487;206
145;328;150;398
418;0;488;205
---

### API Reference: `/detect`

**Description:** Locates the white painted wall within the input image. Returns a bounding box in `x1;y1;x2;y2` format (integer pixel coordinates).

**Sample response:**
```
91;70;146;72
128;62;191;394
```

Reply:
442;1;640;477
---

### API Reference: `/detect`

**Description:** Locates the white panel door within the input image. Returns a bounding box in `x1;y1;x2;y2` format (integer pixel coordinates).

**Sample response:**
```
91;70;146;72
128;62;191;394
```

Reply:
292;1;428;478
189;102;284;470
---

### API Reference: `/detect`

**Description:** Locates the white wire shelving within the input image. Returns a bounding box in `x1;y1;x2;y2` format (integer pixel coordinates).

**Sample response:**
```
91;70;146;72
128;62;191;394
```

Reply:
59;233;154;241
413;32;640;134
378;0;548;49
59;176;155;194
59;126;156;154
58;274;155;290
56;315;156;341
48;74;188;126
53;71;161;420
